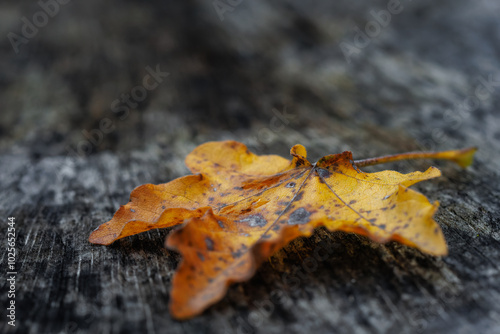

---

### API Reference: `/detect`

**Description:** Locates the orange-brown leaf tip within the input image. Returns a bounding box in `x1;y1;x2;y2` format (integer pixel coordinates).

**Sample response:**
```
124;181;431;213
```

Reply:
316;151;354;169
88;226;116;245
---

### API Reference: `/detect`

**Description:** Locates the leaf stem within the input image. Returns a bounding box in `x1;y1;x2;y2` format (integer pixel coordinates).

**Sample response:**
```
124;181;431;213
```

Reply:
354;147;477;168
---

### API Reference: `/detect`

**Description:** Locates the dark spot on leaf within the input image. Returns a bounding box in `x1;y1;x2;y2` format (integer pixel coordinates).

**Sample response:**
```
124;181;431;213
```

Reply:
238;214;268;227
205;237;214;251
294;191;304;201
262;234;271;239
390;204;396;210
236;260;247;268
295;159;305;167
162;206;166;210
317;168;332;179
288;208;311;225
217;220;225;229
232;250;243;259
130;209;135;213
272;225;280;231
349;200;357;205
378;224;386;230
294;173;305;179
286;182;296;188
368;218;377;223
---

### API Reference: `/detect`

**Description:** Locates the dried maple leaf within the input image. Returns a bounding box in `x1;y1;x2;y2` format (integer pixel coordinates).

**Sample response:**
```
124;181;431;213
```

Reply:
89;141;476;319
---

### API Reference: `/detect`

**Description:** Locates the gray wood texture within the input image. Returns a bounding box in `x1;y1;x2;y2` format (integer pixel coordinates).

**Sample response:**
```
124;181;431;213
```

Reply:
1;1;499;333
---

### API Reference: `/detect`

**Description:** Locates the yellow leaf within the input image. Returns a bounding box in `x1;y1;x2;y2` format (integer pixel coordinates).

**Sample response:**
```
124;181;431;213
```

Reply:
89;140;476;319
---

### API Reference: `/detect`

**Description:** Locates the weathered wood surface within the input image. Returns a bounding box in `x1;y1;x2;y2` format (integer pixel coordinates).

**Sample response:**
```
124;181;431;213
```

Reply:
1;1;500;333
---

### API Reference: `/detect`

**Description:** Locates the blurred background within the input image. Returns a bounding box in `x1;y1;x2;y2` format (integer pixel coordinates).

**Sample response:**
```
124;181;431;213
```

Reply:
1;1;500;334
1;0;499;164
